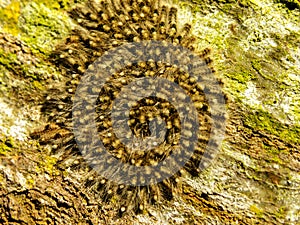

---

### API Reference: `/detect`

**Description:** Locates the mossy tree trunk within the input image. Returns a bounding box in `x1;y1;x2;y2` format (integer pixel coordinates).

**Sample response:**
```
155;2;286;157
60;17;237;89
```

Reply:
0;0;299;224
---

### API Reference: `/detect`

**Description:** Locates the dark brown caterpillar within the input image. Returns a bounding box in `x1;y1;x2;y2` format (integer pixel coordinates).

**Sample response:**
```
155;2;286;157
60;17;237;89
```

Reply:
34;0;226;216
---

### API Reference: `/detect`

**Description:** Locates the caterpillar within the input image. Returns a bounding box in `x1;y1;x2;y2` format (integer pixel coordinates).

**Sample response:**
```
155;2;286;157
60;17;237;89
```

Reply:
32;0;227;216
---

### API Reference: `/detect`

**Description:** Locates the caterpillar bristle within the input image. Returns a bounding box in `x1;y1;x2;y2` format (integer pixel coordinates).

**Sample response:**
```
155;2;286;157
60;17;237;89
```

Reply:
167;7;178;38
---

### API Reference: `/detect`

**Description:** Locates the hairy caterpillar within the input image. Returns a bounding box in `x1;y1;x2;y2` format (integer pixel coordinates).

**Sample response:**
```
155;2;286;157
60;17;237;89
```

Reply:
32;0;226;216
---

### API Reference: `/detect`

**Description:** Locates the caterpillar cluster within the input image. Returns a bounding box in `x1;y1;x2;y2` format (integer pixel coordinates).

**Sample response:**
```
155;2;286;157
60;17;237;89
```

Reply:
33;0;226;215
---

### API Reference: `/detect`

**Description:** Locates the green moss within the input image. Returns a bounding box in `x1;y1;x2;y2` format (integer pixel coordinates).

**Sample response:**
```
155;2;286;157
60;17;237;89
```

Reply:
250;204;264;218
251;60;262;72
0;142;11;155
19;2;72;55
32;80;45;90
0;137;16;155
224;70;255;84
262;145;284;163
243;108;300;145
0;0;73;53
181;0;300;147
0;0;21;35
44;156;58;175
35;155;59;175
0;49;18;70
0;48;56;87
274;206;287;218
26;176;35;188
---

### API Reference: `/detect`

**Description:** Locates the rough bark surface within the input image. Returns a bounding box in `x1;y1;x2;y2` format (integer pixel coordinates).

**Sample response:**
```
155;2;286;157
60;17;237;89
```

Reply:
0;0;299;224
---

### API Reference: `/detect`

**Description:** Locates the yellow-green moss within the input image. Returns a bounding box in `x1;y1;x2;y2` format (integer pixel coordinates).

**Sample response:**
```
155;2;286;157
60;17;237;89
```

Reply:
0;142;11;155
178;0;300;148
1;0;73;54
26;176;35;188
0;48;57;87
0;0;21;35
274;206;288;218
0;137;16;155
19;2;72;55
35;155;59;176
250;204;264;218
243;108;300;145
0;49;18;70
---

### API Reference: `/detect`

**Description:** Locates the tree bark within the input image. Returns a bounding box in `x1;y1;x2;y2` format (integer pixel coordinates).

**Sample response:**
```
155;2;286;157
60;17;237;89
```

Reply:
0;0;299;224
